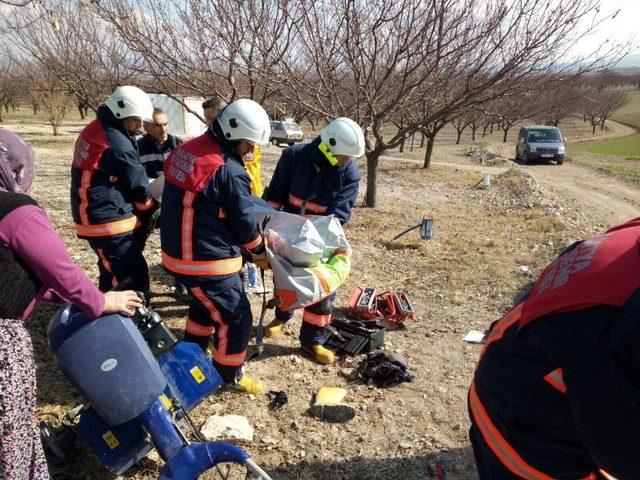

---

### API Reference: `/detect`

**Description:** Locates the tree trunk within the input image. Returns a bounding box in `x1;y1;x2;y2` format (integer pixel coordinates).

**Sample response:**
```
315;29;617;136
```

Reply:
32;104;38;115
53;124;59;136
600;120;605;131
77;104;86;119
455;130;462;144
420;133;425;148
364;152;380;207
410;133;415;152
592;123;596;134
423;136;435;169
399;135;405;153
490;123;494;134
482;125;488;137
0;109;3;123
502;127;509;143
471;126;477;141
3;103;8;114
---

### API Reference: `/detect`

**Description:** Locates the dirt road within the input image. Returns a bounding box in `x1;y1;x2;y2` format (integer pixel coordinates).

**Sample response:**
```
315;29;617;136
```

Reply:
379;119;640;225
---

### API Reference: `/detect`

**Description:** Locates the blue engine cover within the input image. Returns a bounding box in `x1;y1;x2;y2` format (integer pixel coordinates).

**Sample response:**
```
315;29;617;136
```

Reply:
158;342;223;413
76;406;152;475
48;305;166;425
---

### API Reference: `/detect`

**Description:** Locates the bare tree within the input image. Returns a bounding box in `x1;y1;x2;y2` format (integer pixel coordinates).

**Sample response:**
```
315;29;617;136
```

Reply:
580;87;629;134
266;0;625;206
0;59;20;123
8;2;141;111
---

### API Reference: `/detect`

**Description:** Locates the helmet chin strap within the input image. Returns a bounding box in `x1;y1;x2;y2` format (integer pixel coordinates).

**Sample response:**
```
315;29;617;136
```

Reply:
318;141;339;166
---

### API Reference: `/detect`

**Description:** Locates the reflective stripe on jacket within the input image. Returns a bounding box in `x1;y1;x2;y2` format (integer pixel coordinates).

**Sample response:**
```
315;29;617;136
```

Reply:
137;133;182;179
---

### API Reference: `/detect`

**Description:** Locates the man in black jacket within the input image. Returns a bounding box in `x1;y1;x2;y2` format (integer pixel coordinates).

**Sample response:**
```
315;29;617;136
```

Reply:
138;107;182;179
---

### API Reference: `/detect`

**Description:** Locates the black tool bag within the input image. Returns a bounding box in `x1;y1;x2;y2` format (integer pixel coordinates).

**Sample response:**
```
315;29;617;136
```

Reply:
324;318;386;356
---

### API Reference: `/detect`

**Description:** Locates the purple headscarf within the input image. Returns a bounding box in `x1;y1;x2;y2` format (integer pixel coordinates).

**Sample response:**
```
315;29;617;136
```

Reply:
0;128;35;193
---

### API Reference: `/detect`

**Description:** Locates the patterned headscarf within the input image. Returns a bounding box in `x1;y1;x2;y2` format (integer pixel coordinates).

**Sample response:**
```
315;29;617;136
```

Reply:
0;128;35;193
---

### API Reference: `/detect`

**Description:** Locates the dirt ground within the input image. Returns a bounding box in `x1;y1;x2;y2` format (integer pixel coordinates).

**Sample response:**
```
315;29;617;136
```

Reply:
3;109;639;480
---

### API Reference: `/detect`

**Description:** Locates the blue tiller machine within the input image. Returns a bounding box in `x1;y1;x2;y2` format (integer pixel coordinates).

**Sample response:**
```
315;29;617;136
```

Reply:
43;300;272;479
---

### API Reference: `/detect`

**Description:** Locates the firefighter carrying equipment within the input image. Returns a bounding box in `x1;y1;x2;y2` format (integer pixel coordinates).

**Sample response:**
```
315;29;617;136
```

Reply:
356;350;415;388
263;136;360;225
160;128;264;283
470;216;640;480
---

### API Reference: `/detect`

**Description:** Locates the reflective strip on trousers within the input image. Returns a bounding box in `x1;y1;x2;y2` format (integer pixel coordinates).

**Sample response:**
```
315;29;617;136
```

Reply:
97;248;118;287
185;317;214;336
191;287;246;367
302;311;331;327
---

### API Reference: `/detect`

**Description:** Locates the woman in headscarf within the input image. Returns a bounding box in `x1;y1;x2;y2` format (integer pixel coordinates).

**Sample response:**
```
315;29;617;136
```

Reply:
0;128;142;479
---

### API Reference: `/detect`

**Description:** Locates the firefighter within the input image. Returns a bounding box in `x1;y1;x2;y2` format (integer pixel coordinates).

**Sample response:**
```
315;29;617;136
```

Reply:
138;107;182;179
469;218;640;480
70;86;157;298
263;117;363;364
161;99;270;394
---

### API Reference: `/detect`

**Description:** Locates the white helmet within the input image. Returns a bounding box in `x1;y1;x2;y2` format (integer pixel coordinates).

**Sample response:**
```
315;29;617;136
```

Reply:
320;117;365;158
216;99;271;147
104;86;153;122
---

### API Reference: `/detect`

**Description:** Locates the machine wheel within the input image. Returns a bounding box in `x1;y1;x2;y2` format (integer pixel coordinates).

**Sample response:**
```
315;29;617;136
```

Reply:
514;149;520;162
557;158;564;165
288;142;294;146
271;138;279;146
521;152;529;165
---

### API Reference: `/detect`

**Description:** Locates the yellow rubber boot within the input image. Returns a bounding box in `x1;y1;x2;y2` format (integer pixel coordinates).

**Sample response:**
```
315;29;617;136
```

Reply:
227;375;264;395
264;319;286;338
309;387;356;422
312;344;335;365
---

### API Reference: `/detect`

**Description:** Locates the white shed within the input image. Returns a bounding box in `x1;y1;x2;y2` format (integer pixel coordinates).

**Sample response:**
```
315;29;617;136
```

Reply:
148;94;207;139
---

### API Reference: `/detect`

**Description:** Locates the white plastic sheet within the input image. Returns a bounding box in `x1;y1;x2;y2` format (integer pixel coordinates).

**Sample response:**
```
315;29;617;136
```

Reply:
259;210;352;311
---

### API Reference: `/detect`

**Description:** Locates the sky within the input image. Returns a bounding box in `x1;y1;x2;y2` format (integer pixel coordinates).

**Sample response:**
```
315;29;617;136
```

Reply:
573;0;640;57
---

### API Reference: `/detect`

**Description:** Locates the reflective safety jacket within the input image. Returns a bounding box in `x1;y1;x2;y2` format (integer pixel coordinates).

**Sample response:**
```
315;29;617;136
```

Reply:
160;124;264;284
137;133;182;179
264;137;360;225
470;217;640;480
70;105;153;239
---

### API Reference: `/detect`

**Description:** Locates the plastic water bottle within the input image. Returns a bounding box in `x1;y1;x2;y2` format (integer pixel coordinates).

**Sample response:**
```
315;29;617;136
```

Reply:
248;263;258;289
